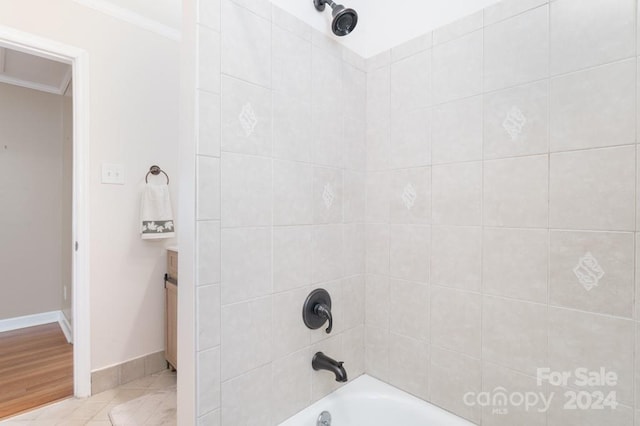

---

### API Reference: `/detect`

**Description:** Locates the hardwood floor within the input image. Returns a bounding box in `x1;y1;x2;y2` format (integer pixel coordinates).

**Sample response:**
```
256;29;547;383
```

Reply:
0;323;73;420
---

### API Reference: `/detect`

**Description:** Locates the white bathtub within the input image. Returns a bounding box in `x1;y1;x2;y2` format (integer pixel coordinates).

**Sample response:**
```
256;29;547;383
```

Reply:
279;375;475;426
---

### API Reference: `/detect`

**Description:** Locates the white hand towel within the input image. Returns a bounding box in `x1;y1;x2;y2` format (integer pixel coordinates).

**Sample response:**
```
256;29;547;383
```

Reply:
141;184;175;240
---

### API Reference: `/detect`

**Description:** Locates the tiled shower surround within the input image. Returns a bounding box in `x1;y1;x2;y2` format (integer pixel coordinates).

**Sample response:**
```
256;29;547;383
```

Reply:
192;0;640;424
193;0;366;424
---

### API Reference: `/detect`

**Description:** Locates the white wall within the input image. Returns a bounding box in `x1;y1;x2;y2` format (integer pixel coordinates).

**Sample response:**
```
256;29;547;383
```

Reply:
0;82;64;320
0;0;180;371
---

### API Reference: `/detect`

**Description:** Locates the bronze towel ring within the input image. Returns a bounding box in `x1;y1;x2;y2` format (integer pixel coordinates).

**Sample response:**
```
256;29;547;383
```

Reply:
145;165;170;184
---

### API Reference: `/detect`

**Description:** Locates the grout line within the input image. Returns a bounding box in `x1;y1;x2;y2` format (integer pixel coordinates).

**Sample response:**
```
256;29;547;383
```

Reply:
545;7;552;423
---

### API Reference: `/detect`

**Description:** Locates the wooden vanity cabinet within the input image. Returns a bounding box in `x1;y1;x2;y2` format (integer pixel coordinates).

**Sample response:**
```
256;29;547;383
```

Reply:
165;249;178;370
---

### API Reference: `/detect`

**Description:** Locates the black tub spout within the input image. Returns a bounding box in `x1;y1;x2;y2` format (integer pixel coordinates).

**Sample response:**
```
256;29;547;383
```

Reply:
312;352;348;382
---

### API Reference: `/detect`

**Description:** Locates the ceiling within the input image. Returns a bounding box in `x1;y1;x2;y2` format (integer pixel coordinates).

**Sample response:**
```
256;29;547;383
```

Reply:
271;0;503;58
73;0;503;59
0;2;505;94
0;48;71;95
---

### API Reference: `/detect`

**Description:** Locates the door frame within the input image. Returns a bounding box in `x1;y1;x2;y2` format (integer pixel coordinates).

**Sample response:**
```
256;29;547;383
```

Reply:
0;26;92;397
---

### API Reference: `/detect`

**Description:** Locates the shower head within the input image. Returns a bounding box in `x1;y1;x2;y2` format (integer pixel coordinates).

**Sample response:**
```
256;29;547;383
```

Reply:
314;0;358;37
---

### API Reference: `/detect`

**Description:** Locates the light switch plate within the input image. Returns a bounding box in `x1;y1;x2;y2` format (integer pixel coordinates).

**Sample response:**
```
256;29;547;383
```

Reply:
101;163;125;185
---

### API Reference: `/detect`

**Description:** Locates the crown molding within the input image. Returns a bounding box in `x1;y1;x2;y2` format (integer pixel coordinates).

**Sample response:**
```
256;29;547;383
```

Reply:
72;0;181;41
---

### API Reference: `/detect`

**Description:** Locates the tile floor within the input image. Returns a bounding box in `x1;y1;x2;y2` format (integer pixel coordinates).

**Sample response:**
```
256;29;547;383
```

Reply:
0;370;176;426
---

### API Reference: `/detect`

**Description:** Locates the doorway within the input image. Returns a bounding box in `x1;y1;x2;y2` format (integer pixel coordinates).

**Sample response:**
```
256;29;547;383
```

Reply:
0;46;74;419
0;27;91;408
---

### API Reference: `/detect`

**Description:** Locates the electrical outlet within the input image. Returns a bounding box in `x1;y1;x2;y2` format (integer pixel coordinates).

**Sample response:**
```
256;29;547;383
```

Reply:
63;286;67;301
101;163;125;185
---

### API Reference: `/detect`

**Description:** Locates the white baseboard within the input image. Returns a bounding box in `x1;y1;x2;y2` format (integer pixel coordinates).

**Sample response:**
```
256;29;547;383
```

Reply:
0;310;61;333
58;312;73;344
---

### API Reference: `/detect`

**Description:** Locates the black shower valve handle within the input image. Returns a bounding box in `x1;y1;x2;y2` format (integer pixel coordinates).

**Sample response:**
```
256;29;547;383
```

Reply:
302;288;334;334
314;303;333;334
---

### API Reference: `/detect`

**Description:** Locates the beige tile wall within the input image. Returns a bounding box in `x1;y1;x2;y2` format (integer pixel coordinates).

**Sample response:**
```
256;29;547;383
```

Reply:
365;0;639;425
193;0;640;424
194;1;366;424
